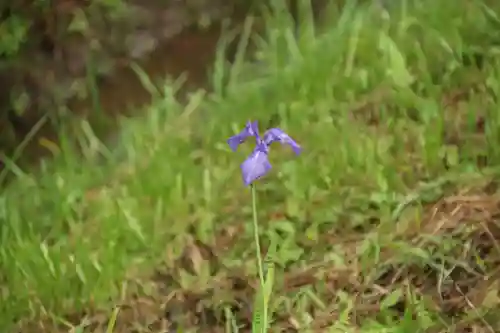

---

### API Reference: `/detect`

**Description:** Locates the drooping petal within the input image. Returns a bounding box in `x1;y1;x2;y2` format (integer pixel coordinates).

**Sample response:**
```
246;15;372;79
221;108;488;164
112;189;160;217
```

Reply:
227;120;261;151
263;128;302;155
240;143;271;186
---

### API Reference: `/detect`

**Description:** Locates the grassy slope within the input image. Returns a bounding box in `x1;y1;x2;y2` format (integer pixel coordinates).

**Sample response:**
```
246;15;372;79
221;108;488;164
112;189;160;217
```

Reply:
3;0;500;331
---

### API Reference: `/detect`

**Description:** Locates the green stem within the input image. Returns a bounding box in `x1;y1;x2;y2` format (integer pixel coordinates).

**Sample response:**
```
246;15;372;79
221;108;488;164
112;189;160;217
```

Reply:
251;184;265;289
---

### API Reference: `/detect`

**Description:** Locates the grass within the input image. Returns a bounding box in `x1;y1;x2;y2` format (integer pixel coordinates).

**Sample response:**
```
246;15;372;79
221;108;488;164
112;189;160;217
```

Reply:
2;0;500;331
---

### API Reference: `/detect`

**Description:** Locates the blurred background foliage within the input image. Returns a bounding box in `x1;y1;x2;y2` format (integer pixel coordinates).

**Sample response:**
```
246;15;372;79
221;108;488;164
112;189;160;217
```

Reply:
0;0;256;161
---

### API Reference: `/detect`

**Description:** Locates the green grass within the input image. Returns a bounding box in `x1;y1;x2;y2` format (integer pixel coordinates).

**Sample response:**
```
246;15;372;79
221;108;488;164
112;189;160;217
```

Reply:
3;0;500;331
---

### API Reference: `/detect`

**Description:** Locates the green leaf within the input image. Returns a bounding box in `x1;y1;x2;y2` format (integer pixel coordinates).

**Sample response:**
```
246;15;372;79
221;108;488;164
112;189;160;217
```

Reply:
381;288;403;310
378;33;414;87
68;9;89;33
252;241;277;333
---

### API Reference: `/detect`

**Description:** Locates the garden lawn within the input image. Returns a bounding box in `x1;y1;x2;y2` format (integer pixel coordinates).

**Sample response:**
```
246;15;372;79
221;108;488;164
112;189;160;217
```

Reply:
3;0;500;332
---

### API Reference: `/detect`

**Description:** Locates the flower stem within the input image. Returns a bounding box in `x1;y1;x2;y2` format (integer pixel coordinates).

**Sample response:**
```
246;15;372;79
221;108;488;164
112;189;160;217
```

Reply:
251;184;265;289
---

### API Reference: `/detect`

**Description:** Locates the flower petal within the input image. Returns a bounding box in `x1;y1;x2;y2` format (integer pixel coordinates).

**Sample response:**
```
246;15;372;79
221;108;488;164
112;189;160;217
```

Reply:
240;144;271;186
227;120;260;151
263;128;302;155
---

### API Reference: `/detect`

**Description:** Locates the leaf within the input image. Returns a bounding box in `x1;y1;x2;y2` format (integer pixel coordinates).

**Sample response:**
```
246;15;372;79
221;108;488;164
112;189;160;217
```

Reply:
38;137;60;155
277;240;303;266
442;145;459;167
105;307;120;333
378;33;414;87
252;240;277;333
381;288;403;310
68;9;89;33
186;242;204;276
305;225;318;241
483;281;500;308
271;220;296;235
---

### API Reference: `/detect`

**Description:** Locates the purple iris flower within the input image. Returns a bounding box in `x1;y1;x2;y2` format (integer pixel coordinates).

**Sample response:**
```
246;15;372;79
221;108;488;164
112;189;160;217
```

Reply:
227;121;301;186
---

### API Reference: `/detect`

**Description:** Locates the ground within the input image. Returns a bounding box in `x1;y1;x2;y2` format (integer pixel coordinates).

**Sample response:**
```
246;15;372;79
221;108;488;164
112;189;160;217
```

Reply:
2;0;500;332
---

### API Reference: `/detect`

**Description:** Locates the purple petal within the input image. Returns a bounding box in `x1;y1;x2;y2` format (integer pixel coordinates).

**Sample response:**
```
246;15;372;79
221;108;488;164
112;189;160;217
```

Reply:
263;128;302;155
240;144;271;186
227;120;261;152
